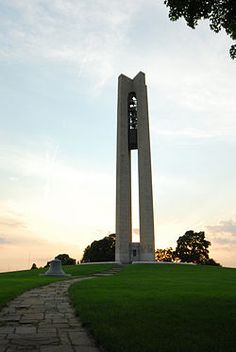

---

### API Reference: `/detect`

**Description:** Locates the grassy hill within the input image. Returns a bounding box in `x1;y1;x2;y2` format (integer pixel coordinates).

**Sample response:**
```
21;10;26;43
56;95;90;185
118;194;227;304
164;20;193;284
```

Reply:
0;263;114;308
69;264;236;352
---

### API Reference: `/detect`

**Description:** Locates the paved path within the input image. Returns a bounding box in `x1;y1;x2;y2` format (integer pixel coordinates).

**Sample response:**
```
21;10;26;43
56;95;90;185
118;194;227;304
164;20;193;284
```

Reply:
0;266;122;352
0;277;99;352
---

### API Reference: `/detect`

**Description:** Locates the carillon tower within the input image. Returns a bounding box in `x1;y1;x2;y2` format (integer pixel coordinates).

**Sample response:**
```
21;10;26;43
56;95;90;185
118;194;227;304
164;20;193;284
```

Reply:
115;72;155;264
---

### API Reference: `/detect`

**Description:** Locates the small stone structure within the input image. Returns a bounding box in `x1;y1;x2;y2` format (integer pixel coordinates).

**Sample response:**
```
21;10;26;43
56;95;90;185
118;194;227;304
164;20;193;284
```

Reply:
43;258;70;276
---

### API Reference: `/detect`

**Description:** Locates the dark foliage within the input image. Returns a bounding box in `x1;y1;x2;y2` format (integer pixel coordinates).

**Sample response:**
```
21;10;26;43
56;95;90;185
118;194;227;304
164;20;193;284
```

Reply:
55;254;76;265
82;234;115;263
174;230;211;264
30;263;38;270
203;257;221;266
164;0;236;58
155;247;174;262
44;253;76;267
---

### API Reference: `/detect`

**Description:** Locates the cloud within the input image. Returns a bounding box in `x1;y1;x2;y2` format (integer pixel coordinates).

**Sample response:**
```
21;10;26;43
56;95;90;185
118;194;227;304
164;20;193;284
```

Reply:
0;236;10;245
0;143;115;247
0;0;143;87
1;0;235;110
155;127;236;140
212;236;236;246
0;140;60;180
0;218;27;229
0;231;83;272
8;234;52;246
207;219;236;236
0;205;29;240
0;233;44;246
206;218;236;253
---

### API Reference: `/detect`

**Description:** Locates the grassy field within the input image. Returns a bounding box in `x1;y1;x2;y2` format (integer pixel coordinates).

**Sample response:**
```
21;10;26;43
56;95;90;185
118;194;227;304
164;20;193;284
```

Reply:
0;263;114;308
69;264;236;352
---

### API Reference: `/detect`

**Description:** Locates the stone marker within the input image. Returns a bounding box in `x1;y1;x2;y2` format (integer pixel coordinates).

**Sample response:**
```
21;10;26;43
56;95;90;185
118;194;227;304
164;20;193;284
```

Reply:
43;258;70;276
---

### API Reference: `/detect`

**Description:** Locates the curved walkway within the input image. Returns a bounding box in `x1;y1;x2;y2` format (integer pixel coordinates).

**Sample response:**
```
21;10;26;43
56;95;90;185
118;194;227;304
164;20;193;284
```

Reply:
0;277;99;352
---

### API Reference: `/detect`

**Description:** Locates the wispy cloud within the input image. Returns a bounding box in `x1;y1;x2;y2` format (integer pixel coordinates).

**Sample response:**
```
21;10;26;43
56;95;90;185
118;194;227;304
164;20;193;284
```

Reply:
212;236;236;246
206;218;236;255
155;127;236;140
0;219;26;229
0;232;46;246
0;203;28;232
0;229;82;272
0;143;115;246
0;0;142;86
207;219;236;236
0;236;10;245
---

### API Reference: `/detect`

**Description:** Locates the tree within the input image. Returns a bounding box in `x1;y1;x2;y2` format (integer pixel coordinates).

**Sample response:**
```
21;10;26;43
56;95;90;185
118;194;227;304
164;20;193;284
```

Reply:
174;230;211;264
55;254;76;265
164;0;236;59
81;234;115;263
202;258;221;266
30;263;38;270
155;247;174;262
44;253;76;267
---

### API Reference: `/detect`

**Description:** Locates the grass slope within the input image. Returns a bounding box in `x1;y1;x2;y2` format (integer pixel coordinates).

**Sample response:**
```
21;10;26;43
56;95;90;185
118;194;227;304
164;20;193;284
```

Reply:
0;264;114;308
69;264;236;352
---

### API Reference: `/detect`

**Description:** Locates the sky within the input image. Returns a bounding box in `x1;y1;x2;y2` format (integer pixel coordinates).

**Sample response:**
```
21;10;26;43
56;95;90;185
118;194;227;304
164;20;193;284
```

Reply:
0;0;236;271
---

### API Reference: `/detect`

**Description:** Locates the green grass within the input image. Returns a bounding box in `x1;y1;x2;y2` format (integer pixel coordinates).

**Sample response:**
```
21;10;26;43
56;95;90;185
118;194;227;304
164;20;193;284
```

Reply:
0;263;114;308
69;264;236;352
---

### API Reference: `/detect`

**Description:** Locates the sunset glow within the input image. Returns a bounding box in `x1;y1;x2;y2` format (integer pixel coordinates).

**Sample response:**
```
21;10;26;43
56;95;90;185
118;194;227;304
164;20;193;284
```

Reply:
0;0;235;271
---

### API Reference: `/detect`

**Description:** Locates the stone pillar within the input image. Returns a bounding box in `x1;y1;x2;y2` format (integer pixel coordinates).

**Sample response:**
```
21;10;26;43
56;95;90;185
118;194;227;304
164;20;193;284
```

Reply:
135;73;155;261
115;74;133;263
115;72;155;263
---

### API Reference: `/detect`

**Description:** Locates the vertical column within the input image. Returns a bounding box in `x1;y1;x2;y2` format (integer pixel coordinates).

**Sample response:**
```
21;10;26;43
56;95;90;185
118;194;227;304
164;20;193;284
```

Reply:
134;72;155;261
115;74;133;263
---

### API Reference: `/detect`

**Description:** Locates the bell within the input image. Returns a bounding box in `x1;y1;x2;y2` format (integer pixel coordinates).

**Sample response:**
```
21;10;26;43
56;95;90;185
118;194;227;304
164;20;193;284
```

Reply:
43;258;70;276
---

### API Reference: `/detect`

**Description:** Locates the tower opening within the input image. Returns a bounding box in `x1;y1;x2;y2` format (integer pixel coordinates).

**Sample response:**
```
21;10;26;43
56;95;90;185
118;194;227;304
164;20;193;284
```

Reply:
128;92;138;150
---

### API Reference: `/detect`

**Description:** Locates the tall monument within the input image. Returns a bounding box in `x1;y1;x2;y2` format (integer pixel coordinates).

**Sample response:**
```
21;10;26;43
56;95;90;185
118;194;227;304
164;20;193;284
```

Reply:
115;72;155;264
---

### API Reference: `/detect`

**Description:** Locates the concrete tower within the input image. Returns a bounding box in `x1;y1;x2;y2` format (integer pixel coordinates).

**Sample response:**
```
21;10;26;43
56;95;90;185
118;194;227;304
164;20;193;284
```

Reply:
115;72;155;264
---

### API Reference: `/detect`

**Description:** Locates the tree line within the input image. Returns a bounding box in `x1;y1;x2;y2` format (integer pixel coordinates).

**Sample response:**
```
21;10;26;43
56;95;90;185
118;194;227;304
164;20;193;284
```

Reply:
155;230;219;265
30;231;220;269
81;231;220;266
